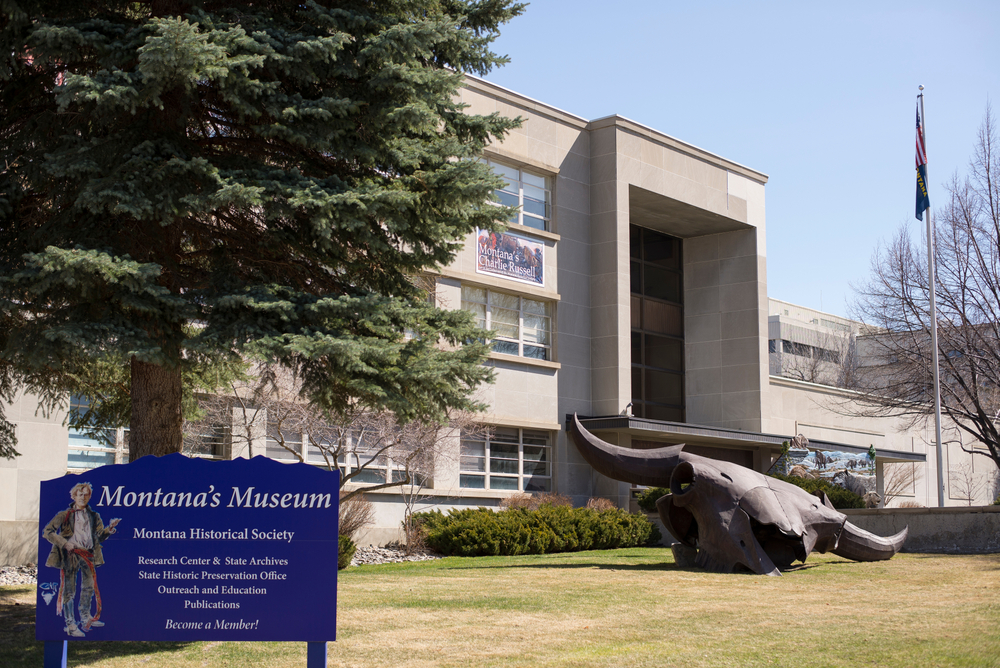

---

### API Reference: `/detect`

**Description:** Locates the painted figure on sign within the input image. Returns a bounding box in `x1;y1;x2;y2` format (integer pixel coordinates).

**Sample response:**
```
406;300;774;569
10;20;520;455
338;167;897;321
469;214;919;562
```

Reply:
43;482;121;637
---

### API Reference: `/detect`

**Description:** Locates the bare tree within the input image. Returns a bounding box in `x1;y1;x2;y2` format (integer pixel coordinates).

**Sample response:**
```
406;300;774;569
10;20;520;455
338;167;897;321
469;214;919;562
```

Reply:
949;461;989;506
770;329;857;387
184;364;329;463
395;414;488;553
184;364;486;506
882;463;923;507
845;105;1000;478
339;492;375;540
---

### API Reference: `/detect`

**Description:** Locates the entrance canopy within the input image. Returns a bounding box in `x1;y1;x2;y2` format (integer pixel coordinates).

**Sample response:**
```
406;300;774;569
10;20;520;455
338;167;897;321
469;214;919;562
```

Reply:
569;415;927;466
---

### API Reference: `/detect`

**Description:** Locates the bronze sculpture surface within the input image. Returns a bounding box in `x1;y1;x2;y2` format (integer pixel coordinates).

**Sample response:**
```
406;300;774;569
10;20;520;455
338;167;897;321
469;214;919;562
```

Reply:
570;414;907;576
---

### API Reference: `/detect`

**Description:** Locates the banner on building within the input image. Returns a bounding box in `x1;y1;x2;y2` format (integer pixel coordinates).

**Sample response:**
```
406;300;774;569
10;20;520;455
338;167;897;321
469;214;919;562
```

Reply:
476;228;545;286
36;454;339;642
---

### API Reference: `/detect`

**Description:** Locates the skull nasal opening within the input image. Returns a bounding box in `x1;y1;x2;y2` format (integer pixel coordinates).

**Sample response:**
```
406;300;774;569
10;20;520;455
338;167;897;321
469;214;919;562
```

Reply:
670;461;695;496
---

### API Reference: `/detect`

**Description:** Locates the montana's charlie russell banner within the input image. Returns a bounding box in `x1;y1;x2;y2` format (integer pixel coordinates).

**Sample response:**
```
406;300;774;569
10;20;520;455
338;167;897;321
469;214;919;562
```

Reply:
36;454;339;642
476;228;544;286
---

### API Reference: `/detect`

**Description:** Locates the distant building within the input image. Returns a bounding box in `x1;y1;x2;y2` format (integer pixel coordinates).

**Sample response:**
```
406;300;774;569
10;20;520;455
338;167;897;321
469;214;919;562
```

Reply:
768;299;858;386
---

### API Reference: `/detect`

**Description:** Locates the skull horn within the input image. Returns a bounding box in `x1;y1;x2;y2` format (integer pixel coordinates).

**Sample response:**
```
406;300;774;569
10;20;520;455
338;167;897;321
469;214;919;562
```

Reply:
833;522;909;562
569;413;684;487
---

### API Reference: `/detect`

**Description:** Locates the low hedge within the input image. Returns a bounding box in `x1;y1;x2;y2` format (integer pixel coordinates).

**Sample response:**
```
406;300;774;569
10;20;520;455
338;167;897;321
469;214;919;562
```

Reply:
635;487;671;513
767;473;866;509
413;505;661;557
635;477;865;513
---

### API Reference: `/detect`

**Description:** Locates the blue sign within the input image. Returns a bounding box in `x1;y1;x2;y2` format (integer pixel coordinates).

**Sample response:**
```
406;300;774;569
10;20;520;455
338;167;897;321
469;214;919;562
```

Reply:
36;454;339;642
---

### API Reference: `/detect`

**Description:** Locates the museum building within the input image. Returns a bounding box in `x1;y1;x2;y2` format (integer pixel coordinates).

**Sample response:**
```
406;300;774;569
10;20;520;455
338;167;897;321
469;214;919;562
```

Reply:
3;76;993;559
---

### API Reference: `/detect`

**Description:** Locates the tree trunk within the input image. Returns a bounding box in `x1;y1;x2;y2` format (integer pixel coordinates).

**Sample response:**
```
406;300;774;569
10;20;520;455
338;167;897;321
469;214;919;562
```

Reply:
129;357;183;461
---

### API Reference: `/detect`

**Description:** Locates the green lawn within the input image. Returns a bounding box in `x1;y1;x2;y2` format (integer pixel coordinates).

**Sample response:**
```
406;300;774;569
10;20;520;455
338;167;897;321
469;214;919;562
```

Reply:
3;548;999;667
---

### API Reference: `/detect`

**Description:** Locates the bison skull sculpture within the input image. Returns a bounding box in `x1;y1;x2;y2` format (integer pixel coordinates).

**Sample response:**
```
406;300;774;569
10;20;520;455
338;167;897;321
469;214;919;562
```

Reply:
570;414;907;576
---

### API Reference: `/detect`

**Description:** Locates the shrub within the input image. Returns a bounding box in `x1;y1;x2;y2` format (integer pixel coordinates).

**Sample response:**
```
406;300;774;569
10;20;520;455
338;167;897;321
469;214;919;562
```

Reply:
993;493;1000;506
586;497;617;511
636;476;866;512
767;473;865;509
339;492;375;540
535;492;573;508
411;508;448;533
420;504;660;557
499;492;573;511
338;535;356;570
498;493;535;510
635;487;671;513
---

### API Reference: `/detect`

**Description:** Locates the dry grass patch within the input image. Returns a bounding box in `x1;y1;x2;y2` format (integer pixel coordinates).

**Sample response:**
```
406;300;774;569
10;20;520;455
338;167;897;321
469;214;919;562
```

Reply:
2;548;999;667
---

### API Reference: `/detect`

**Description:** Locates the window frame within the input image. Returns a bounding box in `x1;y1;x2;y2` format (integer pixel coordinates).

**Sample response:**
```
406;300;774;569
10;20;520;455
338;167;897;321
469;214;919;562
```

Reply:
66;395;128;471
334;429;420;486
265;422;304;462
459;427;552;492
462;285;553;361
182;422;231;461
629;225;685;421
486;158;552;232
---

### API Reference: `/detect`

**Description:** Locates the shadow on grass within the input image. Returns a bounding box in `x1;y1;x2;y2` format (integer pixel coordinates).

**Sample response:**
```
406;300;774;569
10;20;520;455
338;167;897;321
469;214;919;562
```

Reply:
431;555;694;573
903;552;1000;569
458;561;680;572
905;552;1000;558
438;561;837;577
430;555;831;575
780;562;822;572
0;595;191;668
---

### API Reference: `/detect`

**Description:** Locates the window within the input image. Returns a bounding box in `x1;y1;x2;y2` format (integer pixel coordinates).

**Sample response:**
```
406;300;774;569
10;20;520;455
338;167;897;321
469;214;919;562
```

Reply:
183;423;230;460
630;225;684;421
777;339;841;363
304;434;340;467
462;285;552;361
487;159;551;231
460;427;551;492
345;429;388;483
67;395;128;470
266;422;303;461
338;430;421;486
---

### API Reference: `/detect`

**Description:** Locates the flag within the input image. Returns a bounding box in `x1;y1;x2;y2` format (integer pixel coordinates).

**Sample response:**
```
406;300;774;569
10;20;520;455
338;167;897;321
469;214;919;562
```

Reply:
915;103;930;220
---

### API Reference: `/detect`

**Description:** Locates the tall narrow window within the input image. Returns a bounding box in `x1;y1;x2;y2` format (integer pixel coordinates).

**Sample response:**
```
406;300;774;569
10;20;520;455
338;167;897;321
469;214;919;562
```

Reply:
630;225;685;421
487;159;551;231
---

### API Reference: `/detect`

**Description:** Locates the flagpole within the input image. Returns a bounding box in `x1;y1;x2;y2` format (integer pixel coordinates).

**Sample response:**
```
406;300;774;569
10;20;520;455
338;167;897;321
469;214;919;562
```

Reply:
919;86;946;508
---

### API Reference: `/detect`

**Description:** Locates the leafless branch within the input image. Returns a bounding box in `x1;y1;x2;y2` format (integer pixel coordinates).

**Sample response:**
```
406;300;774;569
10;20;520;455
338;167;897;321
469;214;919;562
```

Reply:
840;106;1000;479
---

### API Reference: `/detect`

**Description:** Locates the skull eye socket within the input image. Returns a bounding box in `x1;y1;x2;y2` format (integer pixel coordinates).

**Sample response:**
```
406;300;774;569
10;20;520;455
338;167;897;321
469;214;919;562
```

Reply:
670;461;696;496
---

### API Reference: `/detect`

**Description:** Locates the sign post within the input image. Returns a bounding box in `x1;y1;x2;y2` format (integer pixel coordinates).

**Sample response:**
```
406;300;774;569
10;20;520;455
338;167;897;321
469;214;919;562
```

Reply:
37;454;339;665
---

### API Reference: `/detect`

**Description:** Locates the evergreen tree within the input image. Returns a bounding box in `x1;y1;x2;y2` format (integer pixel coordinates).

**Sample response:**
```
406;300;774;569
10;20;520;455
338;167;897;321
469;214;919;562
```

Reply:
0;0;523;460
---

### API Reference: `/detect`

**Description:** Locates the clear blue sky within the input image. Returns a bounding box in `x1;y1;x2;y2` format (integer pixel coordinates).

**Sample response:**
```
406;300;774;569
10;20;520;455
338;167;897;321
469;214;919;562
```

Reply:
483;1;1000;318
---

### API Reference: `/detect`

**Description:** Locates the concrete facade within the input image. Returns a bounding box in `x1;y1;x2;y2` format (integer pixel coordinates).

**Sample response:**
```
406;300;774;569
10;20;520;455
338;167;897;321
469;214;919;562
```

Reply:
2;78;998;562
447;78;772;511
1;391;69;565
765;298;1000;509
844;506;1000;554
